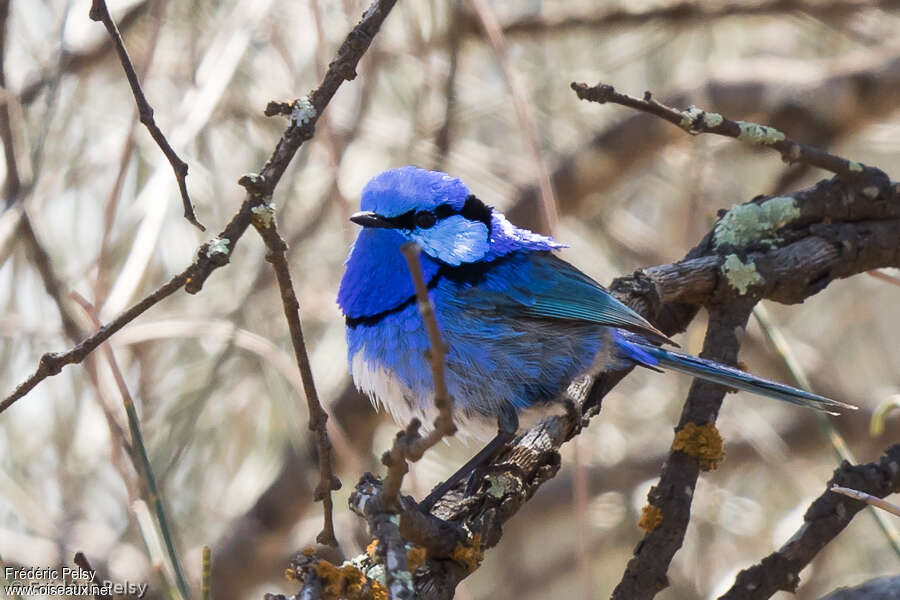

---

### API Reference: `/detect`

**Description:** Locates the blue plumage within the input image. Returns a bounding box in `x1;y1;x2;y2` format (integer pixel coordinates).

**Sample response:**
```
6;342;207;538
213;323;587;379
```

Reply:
338;166;855;441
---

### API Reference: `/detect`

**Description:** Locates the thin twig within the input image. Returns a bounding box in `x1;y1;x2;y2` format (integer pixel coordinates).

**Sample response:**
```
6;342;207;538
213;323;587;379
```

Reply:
380;244;456;501
868;269;900;287
0;268;190;413
352;243;457;598
399;242;455;445
71;296;191;600
753;303;900;556
832;486;900;517
469;0;558;232
719;445;900;599
2;0;400;413
93;0;168;306
571;81;880;180
247;197;340;547
88;0;205;231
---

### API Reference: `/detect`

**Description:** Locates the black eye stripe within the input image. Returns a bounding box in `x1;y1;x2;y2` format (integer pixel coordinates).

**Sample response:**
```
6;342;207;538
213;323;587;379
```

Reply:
433;204;455;219
378;195;493;232
415;211;437;228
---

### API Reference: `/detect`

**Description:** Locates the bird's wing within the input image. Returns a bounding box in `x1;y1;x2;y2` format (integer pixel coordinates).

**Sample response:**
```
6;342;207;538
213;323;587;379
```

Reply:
448;252;675;346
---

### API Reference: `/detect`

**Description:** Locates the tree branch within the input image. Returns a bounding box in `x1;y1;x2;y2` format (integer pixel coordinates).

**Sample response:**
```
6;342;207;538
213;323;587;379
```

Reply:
719;444;900;599
571;81;881;181
248;196;340;547
1;0;400;414
89;0;204;231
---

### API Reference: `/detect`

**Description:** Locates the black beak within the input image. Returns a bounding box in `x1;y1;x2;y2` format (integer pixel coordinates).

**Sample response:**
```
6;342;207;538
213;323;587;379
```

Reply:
350;211;393;228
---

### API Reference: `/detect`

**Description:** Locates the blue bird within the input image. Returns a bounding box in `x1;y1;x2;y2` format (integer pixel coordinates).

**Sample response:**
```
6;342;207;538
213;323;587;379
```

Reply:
338;166;855;507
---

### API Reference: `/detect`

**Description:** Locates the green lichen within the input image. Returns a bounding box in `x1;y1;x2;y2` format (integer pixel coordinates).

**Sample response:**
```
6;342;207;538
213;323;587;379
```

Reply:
679;105;703;130
714;195;800;249
366;564;385;586
848;160;863;173
250;201;275;228
722;254;763;295
702;112;723;127
735;120;785;145
485;474;509;499
292;96;317;125
206;237;230;257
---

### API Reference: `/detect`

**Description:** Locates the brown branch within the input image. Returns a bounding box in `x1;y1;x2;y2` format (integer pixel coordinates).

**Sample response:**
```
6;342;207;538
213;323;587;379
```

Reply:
88;0;204;231
2;0;399;414
0;268;190;414
185;0;398;294
612;302;754;599
507;48;900;230
19;0;151;106
719;444;900;599
247;195;340;548
571;81;881;181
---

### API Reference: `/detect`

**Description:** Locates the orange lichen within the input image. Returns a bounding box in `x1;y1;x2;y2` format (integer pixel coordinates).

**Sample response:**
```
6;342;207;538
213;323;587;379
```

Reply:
313;560;387;600
284;568;298;581
366;539;380;561
302;546;317;557
407;545;427;572
672;422;724;471
639;503;663;532
450;534;483;573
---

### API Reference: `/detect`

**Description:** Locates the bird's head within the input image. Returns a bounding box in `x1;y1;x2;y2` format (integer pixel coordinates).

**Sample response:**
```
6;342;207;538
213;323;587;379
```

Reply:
338;166;563;320
350;166;494;265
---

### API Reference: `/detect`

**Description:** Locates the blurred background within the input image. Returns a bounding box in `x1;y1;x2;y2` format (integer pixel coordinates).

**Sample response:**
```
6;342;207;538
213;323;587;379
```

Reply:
1;0;899;598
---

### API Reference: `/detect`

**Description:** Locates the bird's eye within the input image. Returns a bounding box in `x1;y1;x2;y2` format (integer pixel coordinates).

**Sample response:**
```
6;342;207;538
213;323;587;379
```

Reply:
415;211;436;229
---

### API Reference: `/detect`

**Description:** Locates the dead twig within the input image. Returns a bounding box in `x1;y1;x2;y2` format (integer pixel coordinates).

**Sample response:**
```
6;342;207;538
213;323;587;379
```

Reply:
571;81;882;181
2;0;400;414
245;191;340;548
831;486;900;517
89;0;204;231
719;445;900;599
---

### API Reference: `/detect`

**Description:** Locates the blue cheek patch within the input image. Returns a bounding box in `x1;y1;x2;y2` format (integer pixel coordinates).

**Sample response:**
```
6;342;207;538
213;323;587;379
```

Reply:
410;215;490;265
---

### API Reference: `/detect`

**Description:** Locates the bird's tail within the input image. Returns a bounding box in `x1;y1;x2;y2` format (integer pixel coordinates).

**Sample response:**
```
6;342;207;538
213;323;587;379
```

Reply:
623;340;857;414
